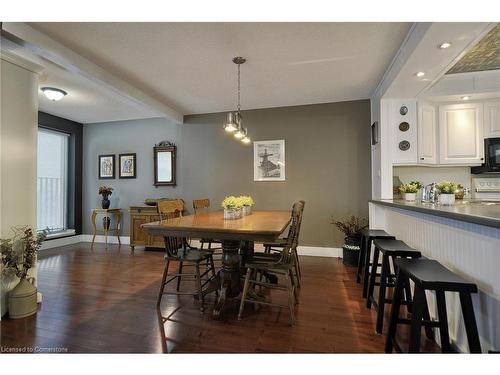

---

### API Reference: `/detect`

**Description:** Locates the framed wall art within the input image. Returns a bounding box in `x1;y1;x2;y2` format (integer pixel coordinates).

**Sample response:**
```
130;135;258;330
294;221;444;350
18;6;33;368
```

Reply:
98;154;115;179
253;140;285;181
119;153;136;179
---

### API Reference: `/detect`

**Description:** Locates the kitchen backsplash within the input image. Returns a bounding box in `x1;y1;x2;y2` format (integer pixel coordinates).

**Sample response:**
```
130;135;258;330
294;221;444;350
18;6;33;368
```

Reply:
393;166;472;191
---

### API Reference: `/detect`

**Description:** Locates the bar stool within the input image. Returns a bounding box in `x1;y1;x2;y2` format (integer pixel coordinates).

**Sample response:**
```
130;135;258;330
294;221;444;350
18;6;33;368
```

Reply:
386;258;482;353
366;239;422;334
357;229;395;299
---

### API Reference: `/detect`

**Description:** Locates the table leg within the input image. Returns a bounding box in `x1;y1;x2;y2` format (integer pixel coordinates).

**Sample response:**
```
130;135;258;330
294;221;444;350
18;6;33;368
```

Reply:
213;239;241;320
104;213;109;248
116;211;122;246
91;211;97;246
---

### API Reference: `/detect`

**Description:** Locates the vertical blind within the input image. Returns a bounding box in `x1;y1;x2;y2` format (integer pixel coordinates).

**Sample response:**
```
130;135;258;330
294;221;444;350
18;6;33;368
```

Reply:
37;128;69;232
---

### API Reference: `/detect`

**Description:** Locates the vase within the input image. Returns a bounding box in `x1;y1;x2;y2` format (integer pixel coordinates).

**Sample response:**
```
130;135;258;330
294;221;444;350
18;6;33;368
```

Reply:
8;277;38;319
101;194;110;209
242;206;252;216
342;235;361;267
439;194;455;206
404;193;417;201
102;217;111;230
224;208;241;220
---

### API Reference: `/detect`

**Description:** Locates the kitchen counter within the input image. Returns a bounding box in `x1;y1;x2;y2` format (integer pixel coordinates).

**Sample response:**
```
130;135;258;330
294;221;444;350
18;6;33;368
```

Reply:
370;199;500;229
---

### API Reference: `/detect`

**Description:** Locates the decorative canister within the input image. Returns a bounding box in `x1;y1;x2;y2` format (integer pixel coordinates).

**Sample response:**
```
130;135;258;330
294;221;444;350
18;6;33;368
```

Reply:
439;193;455;206
224;208;242;220
404;193;417;202
8;277;38;319
242;206;252;216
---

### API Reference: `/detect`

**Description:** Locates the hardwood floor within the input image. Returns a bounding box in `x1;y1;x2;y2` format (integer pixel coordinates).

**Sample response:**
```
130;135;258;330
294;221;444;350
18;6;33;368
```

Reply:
0;243;437;353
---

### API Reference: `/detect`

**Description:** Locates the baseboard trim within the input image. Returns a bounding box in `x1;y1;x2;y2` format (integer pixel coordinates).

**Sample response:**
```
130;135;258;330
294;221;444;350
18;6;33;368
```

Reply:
74;236;342;258
40;235;83;250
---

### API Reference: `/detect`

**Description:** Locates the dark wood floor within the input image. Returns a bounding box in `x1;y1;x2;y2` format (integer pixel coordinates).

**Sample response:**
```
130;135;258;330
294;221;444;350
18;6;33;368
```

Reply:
0;243;437;353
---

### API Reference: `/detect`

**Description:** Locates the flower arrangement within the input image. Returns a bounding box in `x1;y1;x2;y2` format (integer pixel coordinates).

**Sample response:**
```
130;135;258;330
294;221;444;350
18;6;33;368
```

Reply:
408;181;423;190
221;196;243;210
98;186;113;197
238;195;254;207
1;227;46;280
436;181;459;194
398;183;419;194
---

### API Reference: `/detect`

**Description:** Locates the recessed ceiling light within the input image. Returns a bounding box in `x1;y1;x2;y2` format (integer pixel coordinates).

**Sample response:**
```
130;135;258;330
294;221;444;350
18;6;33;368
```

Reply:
439;42;452;49
416;72;425;77
41;87;67;101
461;96;470;101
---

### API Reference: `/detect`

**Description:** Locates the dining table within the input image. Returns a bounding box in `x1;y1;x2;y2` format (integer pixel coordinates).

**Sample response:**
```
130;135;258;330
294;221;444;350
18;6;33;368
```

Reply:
142;209;291;320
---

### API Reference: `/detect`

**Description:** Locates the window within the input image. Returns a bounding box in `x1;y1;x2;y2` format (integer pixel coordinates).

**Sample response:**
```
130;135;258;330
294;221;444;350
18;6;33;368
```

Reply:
37;128;69;233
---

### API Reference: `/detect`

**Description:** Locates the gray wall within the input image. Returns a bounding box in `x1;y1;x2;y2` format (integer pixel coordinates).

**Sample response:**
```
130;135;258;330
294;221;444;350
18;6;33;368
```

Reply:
83;100;371;247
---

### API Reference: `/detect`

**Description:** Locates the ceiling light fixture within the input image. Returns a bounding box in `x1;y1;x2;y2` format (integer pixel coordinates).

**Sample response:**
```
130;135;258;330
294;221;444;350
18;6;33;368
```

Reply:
461;96;470;101
416;72;425;78
439;42;452;49
41;87;67;101
223;57;250;144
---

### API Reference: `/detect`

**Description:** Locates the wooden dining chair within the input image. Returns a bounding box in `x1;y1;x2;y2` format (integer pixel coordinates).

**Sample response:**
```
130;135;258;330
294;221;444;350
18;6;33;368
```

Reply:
192;198;222;254
238;201;303;325
157;200;217;312
262;200;305;287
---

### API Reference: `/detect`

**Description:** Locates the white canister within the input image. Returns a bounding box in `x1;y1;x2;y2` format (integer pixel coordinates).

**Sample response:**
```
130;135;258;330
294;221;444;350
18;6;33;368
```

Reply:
224;208;241;220
242;206;252;216
439;194;455;206
404;193;417;201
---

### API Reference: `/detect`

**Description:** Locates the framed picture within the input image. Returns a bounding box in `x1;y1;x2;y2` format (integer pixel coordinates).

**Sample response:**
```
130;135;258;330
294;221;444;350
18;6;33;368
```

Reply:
98;154;115;179
253;140;285;181
119;153;137;179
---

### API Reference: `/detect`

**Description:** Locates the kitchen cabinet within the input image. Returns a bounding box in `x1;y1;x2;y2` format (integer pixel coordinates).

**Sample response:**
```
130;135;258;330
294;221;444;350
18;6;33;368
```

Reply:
438;103;484;165
484;101;500;138
417;102;437;164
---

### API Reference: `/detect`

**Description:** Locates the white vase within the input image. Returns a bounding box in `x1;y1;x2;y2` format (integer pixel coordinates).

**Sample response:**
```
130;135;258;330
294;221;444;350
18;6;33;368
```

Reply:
224;208;241;220
404;193;417;201
439;194;455;206
242;206;252;216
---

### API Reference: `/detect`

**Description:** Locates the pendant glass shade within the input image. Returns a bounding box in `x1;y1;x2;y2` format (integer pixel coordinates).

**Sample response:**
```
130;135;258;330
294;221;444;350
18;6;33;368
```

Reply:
234;124;245;139
223;112;238;132
241;135;251;144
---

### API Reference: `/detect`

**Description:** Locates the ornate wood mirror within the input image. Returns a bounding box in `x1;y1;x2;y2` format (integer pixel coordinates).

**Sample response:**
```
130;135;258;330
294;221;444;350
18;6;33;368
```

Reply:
154;141;176;186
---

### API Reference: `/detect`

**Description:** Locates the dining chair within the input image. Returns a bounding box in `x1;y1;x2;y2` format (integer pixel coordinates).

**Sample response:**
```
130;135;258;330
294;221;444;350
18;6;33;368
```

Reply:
192;198;222;255
157;200;217;312
238;201;303;325
262;200;305;287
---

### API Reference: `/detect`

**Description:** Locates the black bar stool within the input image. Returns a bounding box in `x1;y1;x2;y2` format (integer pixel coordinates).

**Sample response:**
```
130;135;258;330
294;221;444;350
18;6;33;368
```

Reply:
357;229;395;298
366;239;422;334
386;258;482;353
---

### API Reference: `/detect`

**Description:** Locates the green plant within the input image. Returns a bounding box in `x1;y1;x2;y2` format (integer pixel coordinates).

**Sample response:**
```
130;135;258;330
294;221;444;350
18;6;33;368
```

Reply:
436;181;459;194
408;181;423;189
1;227;46;279
237;195;254;207
399;183;419;194
221;196;243;209
331;216;368;237
98;186;113;197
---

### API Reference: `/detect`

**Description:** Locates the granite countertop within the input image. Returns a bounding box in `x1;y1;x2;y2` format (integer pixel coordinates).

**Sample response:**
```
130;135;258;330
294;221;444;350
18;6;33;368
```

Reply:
370;199;500;229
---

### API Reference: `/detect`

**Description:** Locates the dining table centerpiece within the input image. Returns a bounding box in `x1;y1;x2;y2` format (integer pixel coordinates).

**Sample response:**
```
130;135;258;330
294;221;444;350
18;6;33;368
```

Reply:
437;181;459;206
221;196;243;220
1;227;46;319
332;215;368;267
238;195;254;216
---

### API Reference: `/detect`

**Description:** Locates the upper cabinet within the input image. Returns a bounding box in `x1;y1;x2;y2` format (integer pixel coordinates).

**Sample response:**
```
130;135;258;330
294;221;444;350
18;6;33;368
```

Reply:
484;101;500;138
417;102;437;165
438;103;484;165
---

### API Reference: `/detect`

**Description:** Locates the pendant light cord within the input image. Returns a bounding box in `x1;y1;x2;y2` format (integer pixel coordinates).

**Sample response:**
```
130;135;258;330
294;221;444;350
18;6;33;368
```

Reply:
237;63;241;114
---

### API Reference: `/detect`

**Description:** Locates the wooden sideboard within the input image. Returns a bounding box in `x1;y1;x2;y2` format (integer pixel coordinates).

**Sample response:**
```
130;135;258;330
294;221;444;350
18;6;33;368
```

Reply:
129;199;185;251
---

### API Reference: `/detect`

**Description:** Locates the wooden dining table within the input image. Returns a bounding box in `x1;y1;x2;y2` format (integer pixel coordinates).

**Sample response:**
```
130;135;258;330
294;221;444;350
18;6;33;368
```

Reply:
142;210;291;320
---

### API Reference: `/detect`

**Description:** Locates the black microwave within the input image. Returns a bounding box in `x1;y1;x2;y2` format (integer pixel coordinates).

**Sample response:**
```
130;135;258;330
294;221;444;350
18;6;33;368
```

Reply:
472;138;500;174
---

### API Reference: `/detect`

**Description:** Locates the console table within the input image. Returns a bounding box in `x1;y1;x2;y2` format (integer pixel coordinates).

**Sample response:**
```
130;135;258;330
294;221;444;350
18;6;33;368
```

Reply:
91;208;123;247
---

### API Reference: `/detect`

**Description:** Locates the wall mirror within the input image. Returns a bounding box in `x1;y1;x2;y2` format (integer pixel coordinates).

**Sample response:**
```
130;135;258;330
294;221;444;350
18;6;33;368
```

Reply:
154;141;176;186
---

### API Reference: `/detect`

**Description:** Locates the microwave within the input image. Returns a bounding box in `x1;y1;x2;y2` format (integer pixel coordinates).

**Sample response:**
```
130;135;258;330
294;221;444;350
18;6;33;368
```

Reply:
472;138;500;174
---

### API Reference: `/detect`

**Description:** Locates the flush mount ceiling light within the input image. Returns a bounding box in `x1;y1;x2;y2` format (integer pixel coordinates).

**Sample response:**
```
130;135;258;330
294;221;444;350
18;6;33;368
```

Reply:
462;96;471;100
439;42;452;49
41;87;67;101
223;57;251;144
415;72;425;78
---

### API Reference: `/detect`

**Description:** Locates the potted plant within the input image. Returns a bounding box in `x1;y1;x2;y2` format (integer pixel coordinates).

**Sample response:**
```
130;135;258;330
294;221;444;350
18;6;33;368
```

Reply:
332;216;368;267
1;227;46;319
437;181;458;206
98;185;113;209
398;183;419;201
238;195;254;216
221;196;243;220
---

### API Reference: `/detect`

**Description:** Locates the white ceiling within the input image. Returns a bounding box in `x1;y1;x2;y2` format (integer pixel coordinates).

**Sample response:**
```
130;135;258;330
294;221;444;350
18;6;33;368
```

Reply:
28;22;411;121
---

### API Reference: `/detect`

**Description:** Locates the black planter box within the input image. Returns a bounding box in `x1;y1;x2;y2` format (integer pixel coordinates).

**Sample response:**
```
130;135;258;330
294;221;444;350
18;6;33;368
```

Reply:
342;235;361;267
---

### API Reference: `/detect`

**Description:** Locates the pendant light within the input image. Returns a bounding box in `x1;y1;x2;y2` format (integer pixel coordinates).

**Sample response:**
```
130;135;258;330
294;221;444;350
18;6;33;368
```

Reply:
223;57;251;144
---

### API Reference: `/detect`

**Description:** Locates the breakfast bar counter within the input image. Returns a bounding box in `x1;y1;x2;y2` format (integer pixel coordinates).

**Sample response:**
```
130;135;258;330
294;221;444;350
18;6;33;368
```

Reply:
369;199;500;353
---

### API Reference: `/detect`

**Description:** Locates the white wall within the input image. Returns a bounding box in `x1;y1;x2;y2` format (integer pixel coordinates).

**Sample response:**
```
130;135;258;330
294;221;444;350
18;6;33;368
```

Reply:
0;57;39;317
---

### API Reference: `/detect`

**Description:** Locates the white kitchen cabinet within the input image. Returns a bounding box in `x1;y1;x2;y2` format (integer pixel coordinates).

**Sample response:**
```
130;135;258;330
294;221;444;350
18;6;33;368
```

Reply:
484;101;500;138
417;102;437;164
438;103;484;165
